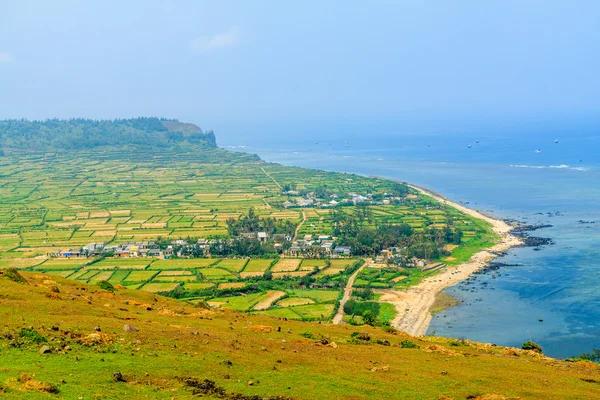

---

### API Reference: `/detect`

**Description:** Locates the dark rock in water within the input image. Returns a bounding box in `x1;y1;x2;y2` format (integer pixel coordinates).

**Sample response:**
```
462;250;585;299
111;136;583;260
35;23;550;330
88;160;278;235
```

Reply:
123;324;139;332
510;223;554;248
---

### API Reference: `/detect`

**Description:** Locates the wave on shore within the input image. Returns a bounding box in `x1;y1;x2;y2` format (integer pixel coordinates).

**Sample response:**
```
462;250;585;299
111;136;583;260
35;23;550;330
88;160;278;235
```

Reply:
510;164;590;171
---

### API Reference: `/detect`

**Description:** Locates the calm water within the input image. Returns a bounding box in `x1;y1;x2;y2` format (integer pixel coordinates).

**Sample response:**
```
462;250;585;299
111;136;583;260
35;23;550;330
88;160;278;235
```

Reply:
217;122;600;358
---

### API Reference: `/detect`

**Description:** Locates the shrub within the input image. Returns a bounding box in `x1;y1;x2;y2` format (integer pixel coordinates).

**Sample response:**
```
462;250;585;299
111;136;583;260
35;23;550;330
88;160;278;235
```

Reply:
574;348;600;363
343;300;380;318
400;339;418;349
97;280;115;292
19;328;47;344
362;310;376;326
521;341;543;353
300;332;314;339
2;268;26;283
354;288;374;300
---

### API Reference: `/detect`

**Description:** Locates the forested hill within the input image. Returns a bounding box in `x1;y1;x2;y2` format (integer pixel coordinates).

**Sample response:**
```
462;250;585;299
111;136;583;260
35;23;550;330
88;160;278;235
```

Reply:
0;118;217;152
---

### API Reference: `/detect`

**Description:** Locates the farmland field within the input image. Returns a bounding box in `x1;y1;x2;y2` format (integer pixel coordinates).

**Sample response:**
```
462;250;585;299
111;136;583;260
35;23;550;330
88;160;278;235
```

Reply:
0;146;497;325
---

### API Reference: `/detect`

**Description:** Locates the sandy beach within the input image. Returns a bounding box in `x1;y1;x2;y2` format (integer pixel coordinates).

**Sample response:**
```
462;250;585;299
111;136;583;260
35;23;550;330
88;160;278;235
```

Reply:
378;184;523;336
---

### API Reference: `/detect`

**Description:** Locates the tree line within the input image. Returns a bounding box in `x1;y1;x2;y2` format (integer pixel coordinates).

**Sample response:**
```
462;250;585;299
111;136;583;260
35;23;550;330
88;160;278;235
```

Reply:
0;117;217;151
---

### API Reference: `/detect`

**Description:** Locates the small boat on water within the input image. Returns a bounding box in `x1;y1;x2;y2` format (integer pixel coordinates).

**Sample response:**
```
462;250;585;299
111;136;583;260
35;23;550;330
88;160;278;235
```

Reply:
554;139;559;143
534;149;542;153
468;144;472;148
476;140;480;144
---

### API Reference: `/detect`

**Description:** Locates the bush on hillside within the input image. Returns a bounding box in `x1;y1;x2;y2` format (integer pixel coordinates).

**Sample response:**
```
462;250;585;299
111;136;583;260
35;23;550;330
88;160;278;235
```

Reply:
522;341;543;353
400;339;419;349
97;280;115;292
2;268;26;283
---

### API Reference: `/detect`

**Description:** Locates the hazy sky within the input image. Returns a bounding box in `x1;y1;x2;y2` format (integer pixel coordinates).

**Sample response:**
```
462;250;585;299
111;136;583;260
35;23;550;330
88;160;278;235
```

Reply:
1;1;599;129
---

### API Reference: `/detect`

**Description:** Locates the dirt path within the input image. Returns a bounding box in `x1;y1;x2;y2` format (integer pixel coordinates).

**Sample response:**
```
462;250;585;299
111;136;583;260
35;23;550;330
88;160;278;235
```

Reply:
260;167;283;190
379;185;522;336
292;211;307;241
253;290;286;311
332;260;368;324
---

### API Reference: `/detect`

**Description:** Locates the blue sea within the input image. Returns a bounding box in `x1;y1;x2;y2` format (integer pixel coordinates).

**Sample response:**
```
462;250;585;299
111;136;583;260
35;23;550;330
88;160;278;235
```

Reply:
215;120;600;359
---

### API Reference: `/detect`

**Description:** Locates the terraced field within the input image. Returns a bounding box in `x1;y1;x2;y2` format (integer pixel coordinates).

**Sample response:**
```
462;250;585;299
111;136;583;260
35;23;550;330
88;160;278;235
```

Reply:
0;148;497;324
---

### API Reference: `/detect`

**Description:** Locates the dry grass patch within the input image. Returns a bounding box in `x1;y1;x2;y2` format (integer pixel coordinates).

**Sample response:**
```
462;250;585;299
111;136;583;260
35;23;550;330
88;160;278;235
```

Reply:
218;282;246;290
92;230;117;236
90;211;110;218
271;259;301;272
240;271;264;278
141;222;167;229
276;297;315;307
157;270;193;276
273;271;311;279
253;290;286;311
141;282;179;293
0;258;46;269
110;209;131;216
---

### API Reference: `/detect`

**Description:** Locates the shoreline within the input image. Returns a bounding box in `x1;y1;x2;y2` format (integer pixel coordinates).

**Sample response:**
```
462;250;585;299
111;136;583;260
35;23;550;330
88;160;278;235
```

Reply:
378;184;523;336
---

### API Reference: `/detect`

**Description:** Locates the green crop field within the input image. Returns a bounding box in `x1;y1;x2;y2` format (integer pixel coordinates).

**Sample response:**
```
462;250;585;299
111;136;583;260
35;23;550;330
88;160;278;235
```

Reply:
0;143;498;327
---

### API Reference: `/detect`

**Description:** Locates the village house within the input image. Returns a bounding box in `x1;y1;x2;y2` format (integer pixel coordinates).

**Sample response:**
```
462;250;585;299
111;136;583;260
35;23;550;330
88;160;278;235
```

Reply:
257;232;268;243
147;248;162;258
333;246;352;257
59;248;82;258
272;233;292;242
197;238;209;250
285;243;302;257
82;242;105;256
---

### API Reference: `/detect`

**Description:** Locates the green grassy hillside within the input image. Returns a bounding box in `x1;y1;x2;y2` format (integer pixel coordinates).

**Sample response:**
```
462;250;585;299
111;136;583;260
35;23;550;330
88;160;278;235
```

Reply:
0;270;599;399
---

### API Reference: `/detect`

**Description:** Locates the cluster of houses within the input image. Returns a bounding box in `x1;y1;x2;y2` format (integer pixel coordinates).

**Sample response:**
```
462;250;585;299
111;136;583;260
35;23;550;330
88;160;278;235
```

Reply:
282;191;407;209
284;235;351;258
46;232;354;260
45;236;434;269
47;241;165;258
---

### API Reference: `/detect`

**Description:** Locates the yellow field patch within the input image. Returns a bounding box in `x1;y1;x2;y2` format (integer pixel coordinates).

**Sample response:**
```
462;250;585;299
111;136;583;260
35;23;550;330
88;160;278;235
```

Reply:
76;212;89;218
272;271;310;278
89;264;148;270
317;269;343;276
218;282;246;290
90;211;110;218
193;193;221;198
157;270;194;276
193;214;216;220
0;258;46;269
93;230;116;237
240;271;264;278
110;210;131;216
51;222;78;228
276;297;315;307
271;259;301;272
141;283;180;293
15;247;59;254
268;212;301;219
141;222;166;229
253;291;286;311
131;233;171;239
